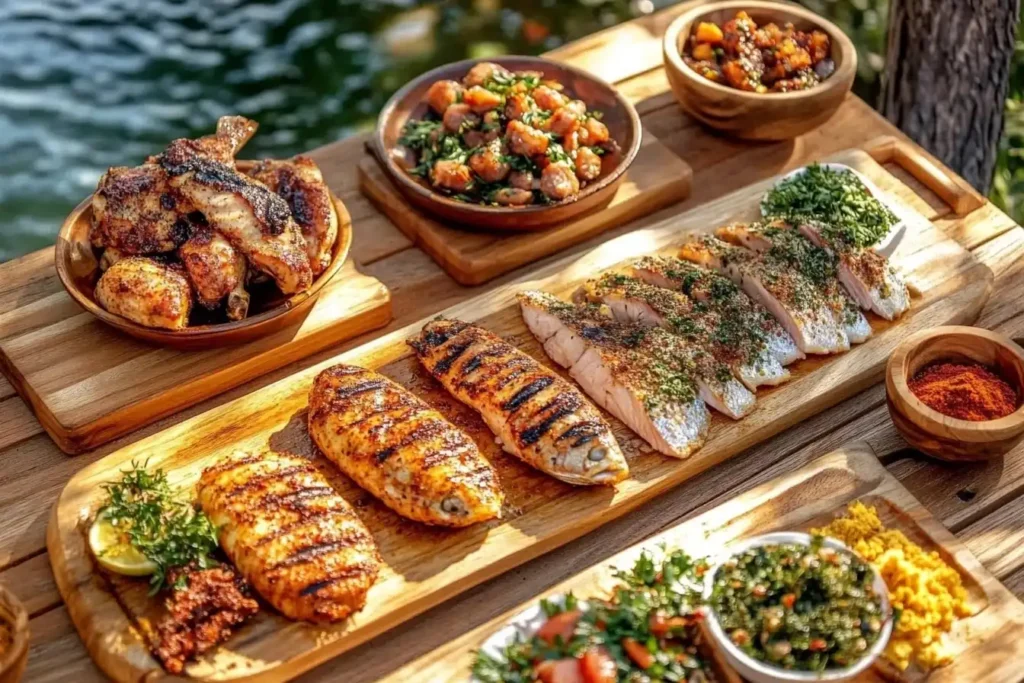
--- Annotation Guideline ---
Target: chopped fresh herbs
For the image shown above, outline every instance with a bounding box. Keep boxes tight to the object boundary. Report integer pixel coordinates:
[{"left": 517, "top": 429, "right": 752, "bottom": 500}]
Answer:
[
  {"left": 761, "top": 164, "right": 898, "bottom": 249},
  {"left": 99, "top": 462, "right": 220, "bottom": 593}
]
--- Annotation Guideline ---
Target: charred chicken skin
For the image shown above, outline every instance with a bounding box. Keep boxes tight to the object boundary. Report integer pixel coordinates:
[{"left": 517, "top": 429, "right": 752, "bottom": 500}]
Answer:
[{"left": 94, "top": 257, "right": 193, "bottom": 330}]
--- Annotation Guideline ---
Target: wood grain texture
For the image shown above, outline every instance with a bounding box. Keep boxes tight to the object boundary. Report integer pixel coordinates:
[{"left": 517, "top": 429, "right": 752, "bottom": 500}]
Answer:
[
  {"left": 384, "top": 444, "right": 1024, "bottom": 682},
  {"left": 46, "top": 151, "right": 991, "bottom": 682},
  {"left": 360, "top": 128, "right": 691, "bottom": 285},
  {"left": 0, "top": 257, "right": 392, "bottom": 454},
  {"left": 0, "top": 584, "right": 28, "bottom": 683}
]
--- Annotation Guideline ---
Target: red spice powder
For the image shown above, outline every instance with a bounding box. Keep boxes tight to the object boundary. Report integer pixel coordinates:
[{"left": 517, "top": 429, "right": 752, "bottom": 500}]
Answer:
[{"left": 908, "top": 361, "right": 1018, "bottom": 421}]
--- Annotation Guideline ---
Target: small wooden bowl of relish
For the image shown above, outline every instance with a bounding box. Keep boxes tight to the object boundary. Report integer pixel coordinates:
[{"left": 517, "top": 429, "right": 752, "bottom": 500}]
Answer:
[{"left": 886, "top": 326, "right": 1024, "bottom": 461}]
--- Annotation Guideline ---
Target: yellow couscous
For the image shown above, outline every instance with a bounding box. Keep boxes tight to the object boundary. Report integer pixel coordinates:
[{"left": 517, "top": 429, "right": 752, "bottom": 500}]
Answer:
[{"left": 812, "top": 501, "right": 972, "bottom": 670}]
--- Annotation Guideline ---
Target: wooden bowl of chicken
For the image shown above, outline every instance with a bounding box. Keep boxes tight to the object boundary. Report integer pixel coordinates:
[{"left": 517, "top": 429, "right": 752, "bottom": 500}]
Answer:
[
  {"left": 371, "top": 56, "right": 642, "bottom": 231},
  {"left": 55, "top": 161, "right": 352, "bottom": 351}
]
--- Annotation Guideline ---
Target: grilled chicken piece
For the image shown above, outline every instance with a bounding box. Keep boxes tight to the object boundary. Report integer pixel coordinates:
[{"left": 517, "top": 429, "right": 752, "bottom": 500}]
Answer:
[
  {"left": 197, "top": 451, "right": 381, "bottom": 623},
  {"left": 179, "top": 226, "right": 250, "bottom": 319},
  {"left": 679, "top": 235, "right": 849, "bottom": 355},
  {"left": 716, "top": 223, "right": 872, "bottom": 344},
  {"left": 626, "top": 256, "right": 803, "bottom": 367},
  {"left": 794, "top": 223, "right": 910, "bottom": 320},
  {"left": 308, "top": 364, "right": 503, "bottom": 527},
  {"left": 246, "top": 156, "right": 338, "bottom": 276},
  {"left": 94, "top": 257, "right": 192, "bottom": 330},
  {"left": 90, "top": 164, "right": 192, "bottom": 254},
  {"left": 99, "top": 247, "right": 126, "bottom": 271},
  {"left": 575, "top": 273, "right": 790, "bottom": 391},
  {"left": 519, "top": 291, "right": 712, "bottom": 458},
  {"left": 408, "top": 319, "right": 628, "bottom": 486}
]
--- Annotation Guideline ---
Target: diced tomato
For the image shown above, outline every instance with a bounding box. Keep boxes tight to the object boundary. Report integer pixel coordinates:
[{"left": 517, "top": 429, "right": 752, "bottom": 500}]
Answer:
[
  {"left": 536, "top": 610, "right": 582, "bottom": 645},
  {"left": 535, "top": 658, "right": 585, "bottom": 683},
  {"left": 782, "top": 593, "right": 796, "bottom": 609},
  {"left": 622, "top": 637, "right": 655, "bottom": 670},
  {"left": 580, "top": 648, "right": 617, "bottom": 683},
  {"left": 809, "top": 638, "right": 828, "bottom": 652},
  {"left": 649, "top": 612, "right": 692, "bottom": 636}
]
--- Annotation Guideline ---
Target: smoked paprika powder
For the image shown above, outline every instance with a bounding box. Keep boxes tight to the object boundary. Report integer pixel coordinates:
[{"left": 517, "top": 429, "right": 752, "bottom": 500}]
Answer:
[{"left": 908, "top": 361, "right": 1019, "bottom": 421}]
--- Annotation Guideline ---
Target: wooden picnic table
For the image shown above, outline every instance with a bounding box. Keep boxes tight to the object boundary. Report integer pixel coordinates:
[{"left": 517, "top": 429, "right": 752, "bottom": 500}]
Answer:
[{"left": 2, "top": 3, "right": 1024, "bottom": 681}]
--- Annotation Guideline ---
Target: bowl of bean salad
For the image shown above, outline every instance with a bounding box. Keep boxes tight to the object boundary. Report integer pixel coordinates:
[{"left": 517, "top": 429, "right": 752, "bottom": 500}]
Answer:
[
  {"left": 371, "top": 56, "right": 642, "bottom": 231},
  {"left": 702, "top": 532, "right": 892, "bottom": 683}
]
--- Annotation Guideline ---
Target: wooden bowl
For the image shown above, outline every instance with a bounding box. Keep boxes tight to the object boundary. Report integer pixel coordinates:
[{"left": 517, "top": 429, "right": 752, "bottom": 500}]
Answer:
[
  {"left": 371, "top": 55, "right": 642, "bottom": 232},
  {"left": 886, "top": 326, "right": 1024, "bottom": 461},
  {"left": 662, "top": 0, "right": 857, "bottom": 141},
  {"left": 0, "top": 585, "right": 28, "bottom": 683},
  {"left": 55, "top": 161, "right": 352, "bottom": 351}
]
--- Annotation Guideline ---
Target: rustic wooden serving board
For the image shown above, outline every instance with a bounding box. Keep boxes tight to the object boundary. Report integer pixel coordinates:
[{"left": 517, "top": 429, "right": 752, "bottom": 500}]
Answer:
[
  {"left": 388, "top": 442, "right": 1024, "bottom": 682},
  {"left": 0, "top": 246, "right": 392, "bottom": 454},
  {"left": 359, "top": 128, "right": 692, "bottom": 285},
  {"left": 48, "top": 149, "right": 992, "bottom": 681}
]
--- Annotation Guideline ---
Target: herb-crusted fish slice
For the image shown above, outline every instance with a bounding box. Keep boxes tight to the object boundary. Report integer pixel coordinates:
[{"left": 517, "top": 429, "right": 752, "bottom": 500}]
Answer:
[
  {"left": 196, "top": 451, "right": 380, "bottom": 623},
  {"left": 308, "top": 364, "right": 504, "bottom": 527},
  {"left": 575, "top": 273, "right": 790, "bottom": 391},
  {"left": 626, "top": 256, "right": 803, "bottom": 367},
  {"left": 408, "top": 318, "right": 628, "bottom": 486},
  {"left": 519, "top": 291, "right": 712, "bottom": 458},
  {"left": 678, "top": 235, "right": 850, "bottom": 355}
]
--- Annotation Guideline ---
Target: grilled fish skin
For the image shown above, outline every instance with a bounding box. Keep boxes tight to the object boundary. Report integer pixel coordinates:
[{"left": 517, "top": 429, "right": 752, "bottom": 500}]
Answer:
[
  {"left": 196, "top": 451, "right": 380, "bottom": 624},
  {"left": 575, "top": 273, "right": 790, "bottom": 391},
  {"left": 308, "top": 364, "right": 503, "bottom": 527},
  {"left": 626, "top": 256, "right": 803, "bottom": 367},
  {"left": 246, "top": 156, "right": 338, "bottom": 276},
  {"left": 408, "top": 318, "right": 628, "bottom": 486},
  {"left": 519, "top": 291, "right": 712, "bottom": 458},
  {"left": 94, "top": 257, "right": 192, "bottom": 330}
]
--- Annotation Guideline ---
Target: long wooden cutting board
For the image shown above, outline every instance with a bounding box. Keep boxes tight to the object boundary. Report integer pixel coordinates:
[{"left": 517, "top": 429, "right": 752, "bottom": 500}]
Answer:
[
  {"left": 387, "top": 442, "right": 1024, "bottom": 682},
  {"left": 48, "top": 149, "right": 992, "bottom": 681}
]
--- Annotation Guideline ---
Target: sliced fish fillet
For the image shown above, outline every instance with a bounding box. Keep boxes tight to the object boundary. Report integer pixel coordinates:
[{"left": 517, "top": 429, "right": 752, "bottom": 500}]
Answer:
[
  {"left": 408, "top": 318, "right": 628, "bottom": 486},
  {"left": 308, "top": 363, "right": 503, "bottom": 527},
  {"left": 678, "top": 235, "right": 850, "bottom": 355},
  {"left": 518, "top": 291, "right": 715, "bottom": 458},
  {"left": 626, "top": 256, "right": 803, "bottom": 367}
]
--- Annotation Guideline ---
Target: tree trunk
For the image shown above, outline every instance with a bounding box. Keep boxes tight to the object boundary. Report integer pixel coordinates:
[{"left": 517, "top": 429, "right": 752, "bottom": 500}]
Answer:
[{"left": 880, "top": 0, "right": 1019, "bottom": 193}]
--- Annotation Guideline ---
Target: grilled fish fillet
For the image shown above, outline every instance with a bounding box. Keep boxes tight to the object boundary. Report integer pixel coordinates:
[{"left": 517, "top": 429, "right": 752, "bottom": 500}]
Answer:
[
  {"left": 94, "top": 257, "right": 192, "bottom": 330},
  {"left": 519, "top": 291, "right": 713, "bottom": 458},
  {"left": 679, "top": 235, "right": 849, "bottom": 355},
  {"left": 246, "top": 156, "right": 338, "bottom": 276},
  {"left": 716, "top": 223, "right": 872, "bottom": 344},
  {"left": 408, "top": 318, "right": 628, "bottom": 486},
  {"left": 179, "top": 226, "right": 250, "bottom": 320},
  {"left": 308, "top": 364, "right": 504, "bottom": 527},
  {"left": 626, "top": 256, "right": 803, "bottom": 367},
  {"left": 196, "top": 451, "right": 380, "bottom": 623},
  {"left": 575, "top": 274, "right": 790, "bottom": 391}
]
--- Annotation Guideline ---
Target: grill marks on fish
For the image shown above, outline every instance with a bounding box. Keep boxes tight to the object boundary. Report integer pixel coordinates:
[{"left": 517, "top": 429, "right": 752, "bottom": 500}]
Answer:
[
  {"left": 308, "top": 364, "right": 503, "bottom": 527},
  {"left": 409, "top": 319, "right": 628, "bottom": 486},
  {"left": 196, "top": 451, "right": 380, "bottom": 623}
]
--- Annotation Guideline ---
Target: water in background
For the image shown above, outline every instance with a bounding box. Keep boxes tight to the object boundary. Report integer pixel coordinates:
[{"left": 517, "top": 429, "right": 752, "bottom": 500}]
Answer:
[{"left": 0, "top": 0, "right": 682, "bottom": 262}]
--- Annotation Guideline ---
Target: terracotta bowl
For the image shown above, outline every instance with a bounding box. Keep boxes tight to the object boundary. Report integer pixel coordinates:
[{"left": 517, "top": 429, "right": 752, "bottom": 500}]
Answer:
[
  {"left": 662, "top": 0, "right": 857, "bottom": 141},
  {"left": 371, "top": 55, "right": 642, "bottom": 232},
  {"left": 886, "top": 326, "right": 1024, "bottom": 461},
  {"left": 55, "top": 161, "right": 352, "bottom": 351},
  {"left": 0, "top": 585, "right": 28, "bottom": 683}
]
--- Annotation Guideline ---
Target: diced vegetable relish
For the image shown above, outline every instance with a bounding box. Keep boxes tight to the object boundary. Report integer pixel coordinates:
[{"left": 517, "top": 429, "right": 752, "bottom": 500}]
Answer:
[
  {"left": 709, "top": 536, "right": 886, "bottom": 672},
  {"left": 472, "top": 550, "right": 718, "bottom": 683}
]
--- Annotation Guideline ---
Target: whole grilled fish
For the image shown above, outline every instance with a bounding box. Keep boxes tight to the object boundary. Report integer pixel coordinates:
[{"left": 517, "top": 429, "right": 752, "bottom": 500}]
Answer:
[
  {"left": 408, "top": 318, "right": 628, "bottom": 486},
  {"left": 308, "top": 364, "right": 504, "bottom": 527},
  {"left": 196, "top": 451, "right": 380, "bottom": 623}
]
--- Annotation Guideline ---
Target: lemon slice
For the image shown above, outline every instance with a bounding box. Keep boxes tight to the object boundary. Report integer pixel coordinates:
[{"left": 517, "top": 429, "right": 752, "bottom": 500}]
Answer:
[{"left": 88, "top": 512, "right": 157, "bottom": 577}]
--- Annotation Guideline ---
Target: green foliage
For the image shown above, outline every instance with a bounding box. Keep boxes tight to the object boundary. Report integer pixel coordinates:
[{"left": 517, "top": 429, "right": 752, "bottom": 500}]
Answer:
[{"left": 990, "top": 13, "right": 1024, "bottom": 224}]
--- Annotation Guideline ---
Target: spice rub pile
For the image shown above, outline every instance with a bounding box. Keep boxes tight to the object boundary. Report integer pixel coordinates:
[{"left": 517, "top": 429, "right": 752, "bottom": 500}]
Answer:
[
  {"left": 909, "top": 360, "right": 1019, "bottom": 421},
  {"left": 813, "top": 501, "right": 972, "bottom": 670},
  {"left": 683, "top": 11, "right": 835, "bottom": 93},
  {"left": 400, "top": 62, "right": 616, "bottom": 205}
]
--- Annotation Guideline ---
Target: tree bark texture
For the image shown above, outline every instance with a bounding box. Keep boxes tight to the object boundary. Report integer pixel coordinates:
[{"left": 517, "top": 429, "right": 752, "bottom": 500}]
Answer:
[{"left": 880, "top": 0, "right": 1019, "bottom": 193}]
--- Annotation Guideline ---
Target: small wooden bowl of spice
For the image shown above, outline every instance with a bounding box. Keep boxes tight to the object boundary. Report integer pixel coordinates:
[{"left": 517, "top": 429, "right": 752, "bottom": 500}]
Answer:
[
  {"left": 886, "top": 326, "right": 1024, "bottom": 461},
  {"left": 0, "top": 584, "right": 28, "bottom": 683}
]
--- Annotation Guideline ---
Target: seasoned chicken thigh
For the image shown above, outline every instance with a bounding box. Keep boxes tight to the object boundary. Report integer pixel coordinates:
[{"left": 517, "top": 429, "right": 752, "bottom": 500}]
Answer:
[
  {"left": 246, "top": 156, "right": 338, "bottom": 275},
  {"left": 179, "top": 227, "right": 250, "bottom": 320},
  {"left": 94, "top": 257, "right": 192, "bottom": 330}
]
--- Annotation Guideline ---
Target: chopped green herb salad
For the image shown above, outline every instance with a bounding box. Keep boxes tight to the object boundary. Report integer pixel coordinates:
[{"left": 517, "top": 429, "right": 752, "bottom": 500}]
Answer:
[
  {"left": 471, "top": 549, "right": 717, "bottom": 683},
  {"left": 709, "top": 537, "right": 886, "bottom": 672},
  {"left": 400, "top": 61, "right": 616, "bottom": 206},
  {"left": 761, "top": 164, "right": 898, "bottom": 249}
]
